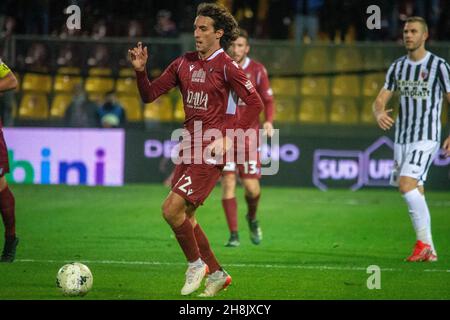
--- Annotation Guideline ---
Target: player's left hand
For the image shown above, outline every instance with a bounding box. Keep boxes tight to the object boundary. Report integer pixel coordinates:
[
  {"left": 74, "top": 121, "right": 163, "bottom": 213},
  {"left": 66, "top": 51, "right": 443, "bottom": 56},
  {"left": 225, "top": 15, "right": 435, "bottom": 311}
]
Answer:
[
  {"left": 442, "top": 136, "right": 450, "bottom": 158},
  {"left": 263, "top": 121, "right": 274, "bottom": 137}
]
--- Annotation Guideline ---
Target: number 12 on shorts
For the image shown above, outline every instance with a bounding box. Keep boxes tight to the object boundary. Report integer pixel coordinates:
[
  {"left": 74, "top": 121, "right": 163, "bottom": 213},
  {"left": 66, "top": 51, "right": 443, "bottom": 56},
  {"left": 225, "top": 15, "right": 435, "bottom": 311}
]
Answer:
[{"left": 177, "top": 174, "right": 193, "bottom": 195}]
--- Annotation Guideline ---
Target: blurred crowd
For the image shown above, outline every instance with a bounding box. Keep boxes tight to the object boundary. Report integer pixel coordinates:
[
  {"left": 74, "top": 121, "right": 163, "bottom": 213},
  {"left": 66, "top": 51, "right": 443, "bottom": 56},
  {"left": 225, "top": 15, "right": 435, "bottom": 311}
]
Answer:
[{"left": 1, "top": 0, "right": 449, "bottom": 43}]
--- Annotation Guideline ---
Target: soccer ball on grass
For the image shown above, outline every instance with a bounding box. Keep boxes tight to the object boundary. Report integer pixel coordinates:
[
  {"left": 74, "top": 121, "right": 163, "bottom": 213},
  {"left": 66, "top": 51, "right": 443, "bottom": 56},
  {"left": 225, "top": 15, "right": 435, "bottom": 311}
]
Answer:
[{"left": 56, "top": 262, "right": 93, "bottom": 296}]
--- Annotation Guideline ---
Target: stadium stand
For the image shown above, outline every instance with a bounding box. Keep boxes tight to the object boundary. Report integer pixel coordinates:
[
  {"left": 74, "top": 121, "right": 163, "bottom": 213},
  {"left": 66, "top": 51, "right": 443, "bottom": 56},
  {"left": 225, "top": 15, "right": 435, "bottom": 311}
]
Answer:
[
  {"left": 298, "top": 97, "right": 328, "bottom": 124},
  {"left": 18, "top": 93, "right": 49, "bottom": 119}
]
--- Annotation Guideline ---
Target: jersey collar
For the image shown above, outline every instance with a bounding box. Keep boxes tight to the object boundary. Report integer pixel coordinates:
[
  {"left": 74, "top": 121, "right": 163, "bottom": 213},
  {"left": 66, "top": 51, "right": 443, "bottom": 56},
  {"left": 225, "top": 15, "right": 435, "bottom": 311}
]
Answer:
[
  {"left": 202, "top": 48, "right": 224, "bottom": 61},
  {"left": 241, "top": 57, "right": 251, "bottom": 70},
  {"left": 406, "top": 51, "right": 430, "bottom": 65}
]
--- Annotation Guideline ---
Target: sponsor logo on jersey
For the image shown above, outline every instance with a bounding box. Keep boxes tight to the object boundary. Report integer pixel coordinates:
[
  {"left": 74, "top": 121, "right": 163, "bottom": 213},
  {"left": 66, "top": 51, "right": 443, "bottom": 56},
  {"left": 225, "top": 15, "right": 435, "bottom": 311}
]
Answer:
[
  {"left": 245, "top": 80, "right": 254, "bottom": 91},
  {"left": 191, "top": 68, "right": 206, "bottom": 83},
  {"left": 189, "top": 65, "right": 195, "bottom": 72},
  {"left": 397, "top": 80, "right": 430, "bottom": 98},
  {"left": 186, "top": 90, "right": 208, "bottom": 110}
]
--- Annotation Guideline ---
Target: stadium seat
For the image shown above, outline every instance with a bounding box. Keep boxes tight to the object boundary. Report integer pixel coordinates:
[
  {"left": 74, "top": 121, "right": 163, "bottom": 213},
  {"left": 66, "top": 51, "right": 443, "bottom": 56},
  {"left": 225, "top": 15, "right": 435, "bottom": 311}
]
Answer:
[
  {"left": 119, "top": 68, "right": 136, "bottom": 77},
  {"left": 271, "top": 78, "right": 298, "bottom": 96},
  {"left": 362, "top": 73, "right": 385, "bottom": 97},
  {"left": 273, "top": 97, "right": 297, "bottom": 123},
  {"left": 53, "top": 74, "right": 82, "bottom": 92},
  {"left": 301, "top": 47, "right": 330, "bottom": 73},
  {"left": 363, "top": 48, "right": 384, "bottom": 70},
  {"left": 88, "top": 67, "right": 112, "bottom": 76},
  {"left": 85, "top": 77, "right": 115, "bottom": 94},
  {"left": 298, "top": 98, "right": 328, "bottom": 123},
  {"left": 361, "top": 97, "right": 378, "bottom": 125},
  {"left": 57, "top": 67, "right": 81, "bottom": 75},
  {"left": 18, "top": 93, "right": 49, "bottom": 119},
  {"left": 88, "top": 93, "right": 105, "bottom": 104},
  {"left": 330, "top": 98, "right": 359, "bottom": 124},
  {"left": 334, "top": 47, "right": 363, "bottom": 72},
  {"left": 50, "top": 93, "right": 72, "bottom": 118},
  {"left": 116, "top": 94, "right": 143, "bottom": 121},
  {"left": 21, "top": 73, "right": 52, "bottom": 93},
  {"left": 115, "top": 77, "right": 139, "bottom": 95},
  {"left": 299, "top": 76, "right": 330, "bottom": 96},
  {"left": 331, "top": 75, "right": 361, "bottom": 97},
  {"left": 144, "top": 95, "right": 173, "bottom": 122}
]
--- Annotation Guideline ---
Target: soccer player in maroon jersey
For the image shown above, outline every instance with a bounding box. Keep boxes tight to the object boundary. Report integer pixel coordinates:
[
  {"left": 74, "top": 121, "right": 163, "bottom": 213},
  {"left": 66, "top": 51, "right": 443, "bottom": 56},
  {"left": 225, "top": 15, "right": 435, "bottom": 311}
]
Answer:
[
  {"left": 128, "top": 3, "right": 263, "bottom": 297},
  {"left": 221, "top": 29, "right": 275, "bottom": 247},
  {"left": 0, "top": 58, "right": 19, "bottom": 262}
]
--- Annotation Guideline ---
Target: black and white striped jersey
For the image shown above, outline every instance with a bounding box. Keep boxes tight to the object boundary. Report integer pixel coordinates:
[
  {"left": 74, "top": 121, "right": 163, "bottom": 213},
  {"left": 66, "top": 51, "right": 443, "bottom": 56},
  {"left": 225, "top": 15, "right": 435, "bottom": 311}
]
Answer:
[{"left": 384, "top": 51, "right": 450, "bottom": 144}]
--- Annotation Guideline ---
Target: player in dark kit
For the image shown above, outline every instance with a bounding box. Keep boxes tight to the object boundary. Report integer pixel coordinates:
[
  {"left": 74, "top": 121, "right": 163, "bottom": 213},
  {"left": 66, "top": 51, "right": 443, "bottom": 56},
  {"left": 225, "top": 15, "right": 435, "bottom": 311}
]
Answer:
[
  {"left": 221, "top": 29, "right": 275, "bottom": 247},
  {"left": 0, "top": 58, "right": 19, "bottom": 262},
  {"left": 129, "top": 3, "right": 263, "bottom": 297}
]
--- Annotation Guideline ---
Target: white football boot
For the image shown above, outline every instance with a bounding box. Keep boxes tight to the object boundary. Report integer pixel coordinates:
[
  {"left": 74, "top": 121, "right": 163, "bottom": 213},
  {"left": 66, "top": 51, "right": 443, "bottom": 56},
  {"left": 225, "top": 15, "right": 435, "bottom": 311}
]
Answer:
[
  {"left": 199, "top": 269, "right": 232, "bottom": 297},
  {"left": 180, "top": 259, "right": 209, "bottom": 295}
]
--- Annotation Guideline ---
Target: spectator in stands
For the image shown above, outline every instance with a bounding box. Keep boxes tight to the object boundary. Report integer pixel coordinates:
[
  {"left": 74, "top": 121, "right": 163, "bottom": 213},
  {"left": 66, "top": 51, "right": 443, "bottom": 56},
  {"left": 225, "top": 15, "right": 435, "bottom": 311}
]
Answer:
[
  {"left": 24, "top": 42, "right": 49, "bottom": 72},
  {"left": 97, "top": 91, "right": 126, "bottom": 128},
  {"left": 153, "top": 9, "right": 178, "bottom": 38},
  {"left": 127, "top": 20, "right": 144, "bottom": 38},
  {"left": 91, "top": 19, "right": 108, "bottom": 40},
  {"left": 64, "top": 84, "right": 100, "bottom": 128},
  {"left": 293, "top": 0, "right": 324, "bottom": 43},
  {"left": 87, "top": 44, "right": 110, "bottom": 68}
]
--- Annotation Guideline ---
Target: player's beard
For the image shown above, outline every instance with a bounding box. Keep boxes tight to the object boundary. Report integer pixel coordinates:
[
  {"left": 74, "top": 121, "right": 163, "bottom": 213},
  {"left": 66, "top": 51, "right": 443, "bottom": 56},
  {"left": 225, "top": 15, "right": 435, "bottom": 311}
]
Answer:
[{"left": 405, "top": 41, "right": 422, "bottom": 53}]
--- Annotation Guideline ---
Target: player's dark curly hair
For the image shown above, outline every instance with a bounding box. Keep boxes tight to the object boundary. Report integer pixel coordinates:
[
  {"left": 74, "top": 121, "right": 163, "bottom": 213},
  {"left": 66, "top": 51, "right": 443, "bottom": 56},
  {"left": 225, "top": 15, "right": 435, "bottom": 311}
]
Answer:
[{"left": 196, "top": 2, "right": 239, "bottom": 50}]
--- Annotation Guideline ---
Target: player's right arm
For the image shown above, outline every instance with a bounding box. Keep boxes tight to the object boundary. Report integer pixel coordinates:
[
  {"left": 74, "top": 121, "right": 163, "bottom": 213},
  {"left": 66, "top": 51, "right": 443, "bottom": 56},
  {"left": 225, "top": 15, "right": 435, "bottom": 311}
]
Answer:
[
  {"left": 373, "top": 88, "right": 394, "bottom": 131},
  {"left": 373, "top": 61, "right": 397, "bottom": 131},
  {"left": 128, "top": 42, "right": 178, "bottom": 103},
  {"left": 0, "top": 60, "right": 18, "bottom": 92}
]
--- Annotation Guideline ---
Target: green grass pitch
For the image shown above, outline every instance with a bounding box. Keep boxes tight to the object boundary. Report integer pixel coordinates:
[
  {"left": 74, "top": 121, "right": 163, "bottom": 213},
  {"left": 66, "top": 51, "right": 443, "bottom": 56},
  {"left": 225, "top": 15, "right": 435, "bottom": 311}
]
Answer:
[{"left": 0, "top": 184, "right": 449, "bottom": 300}]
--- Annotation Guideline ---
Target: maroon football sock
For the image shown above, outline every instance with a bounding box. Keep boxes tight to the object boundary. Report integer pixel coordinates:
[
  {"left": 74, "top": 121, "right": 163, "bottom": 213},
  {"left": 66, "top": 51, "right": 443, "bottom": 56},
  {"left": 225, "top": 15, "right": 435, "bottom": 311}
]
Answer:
[
  {"left": 171, "top": 218, "right": 200, "bottom": 263},
  {"left": 194, "top": 224, "right": 221, "bottom": 273},
  {"left": 245, "top": 194, "right": 260, "bottom": 221},
  {"left": 222, "top": 198, "right": 238, "bottom": 233},
  {"left": 0, "top": 187, "right": 16, "bottom": 240}
]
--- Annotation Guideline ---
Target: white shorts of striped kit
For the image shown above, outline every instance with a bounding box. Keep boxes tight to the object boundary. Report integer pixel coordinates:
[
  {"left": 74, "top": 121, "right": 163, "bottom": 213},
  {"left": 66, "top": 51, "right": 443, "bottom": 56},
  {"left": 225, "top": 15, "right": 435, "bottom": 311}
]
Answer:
[{"left": 390, "top": 140, "right": 440, "bottom": 187}]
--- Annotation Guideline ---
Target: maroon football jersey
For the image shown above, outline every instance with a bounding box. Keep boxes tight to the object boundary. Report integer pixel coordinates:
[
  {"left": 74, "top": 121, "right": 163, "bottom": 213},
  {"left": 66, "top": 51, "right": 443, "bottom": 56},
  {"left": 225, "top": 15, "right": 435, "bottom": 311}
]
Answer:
[
  {"left": 136, "top": 48, "right": 263, "bottom": 136},
  {"left": 236, "top": 57, "right": 275, "bottom": 131}
]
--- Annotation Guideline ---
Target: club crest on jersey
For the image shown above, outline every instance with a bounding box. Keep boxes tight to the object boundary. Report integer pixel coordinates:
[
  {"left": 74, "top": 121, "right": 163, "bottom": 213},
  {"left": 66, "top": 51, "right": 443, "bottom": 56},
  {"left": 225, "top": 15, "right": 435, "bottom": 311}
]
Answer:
[
  {"left": 191, "top": 68, "right": 206, "bottom": 83},
  {"left": 420, "top": 68, "right": 429, "bottom": 80}
]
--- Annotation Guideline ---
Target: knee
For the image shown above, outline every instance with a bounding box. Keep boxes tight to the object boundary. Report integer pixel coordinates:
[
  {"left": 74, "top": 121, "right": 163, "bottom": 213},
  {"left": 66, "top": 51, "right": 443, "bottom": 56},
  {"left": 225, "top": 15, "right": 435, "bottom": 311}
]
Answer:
[
  {"left": 161, "top": 200, "right": 179, "bottom": 224},
  {"left": 245, "top": 185, "right": 260, "bottom": 199},
  {"left": 398, "top": 178, "right": 417, "bottom": 194}
]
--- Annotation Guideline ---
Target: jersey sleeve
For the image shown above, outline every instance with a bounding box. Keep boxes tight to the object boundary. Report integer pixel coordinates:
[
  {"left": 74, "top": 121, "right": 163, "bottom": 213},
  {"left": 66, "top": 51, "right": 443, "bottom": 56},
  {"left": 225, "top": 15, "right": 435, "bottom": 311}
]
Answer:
[
  {"left": 225, "top": 60, "right": 263, "bottom": 129},
  {"left": 255, "top": 65, "right": 275, "bottom": 123},
  {"left": 135, "top": 57, "right": 180, "bottom": 103},
  {"left": 437, "top": 60, "right": 450, "bottom": 93},
  {"left": 383, "top": 61, "right": 397, "bottom": 92},
  {"left": 0, "top": 60, "right": 12, "bottom": 79}
]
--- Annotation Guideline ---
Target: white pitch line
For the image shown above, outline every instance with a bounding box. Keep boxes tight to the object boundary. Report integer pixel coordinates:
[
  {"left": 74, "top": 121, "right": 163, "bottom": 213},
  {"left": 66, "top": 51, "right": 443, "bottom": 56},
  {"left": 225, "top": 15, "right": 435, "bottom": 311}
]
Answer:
[{"left": 15, "top": 259, "right": 450, "bottom": 273}]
